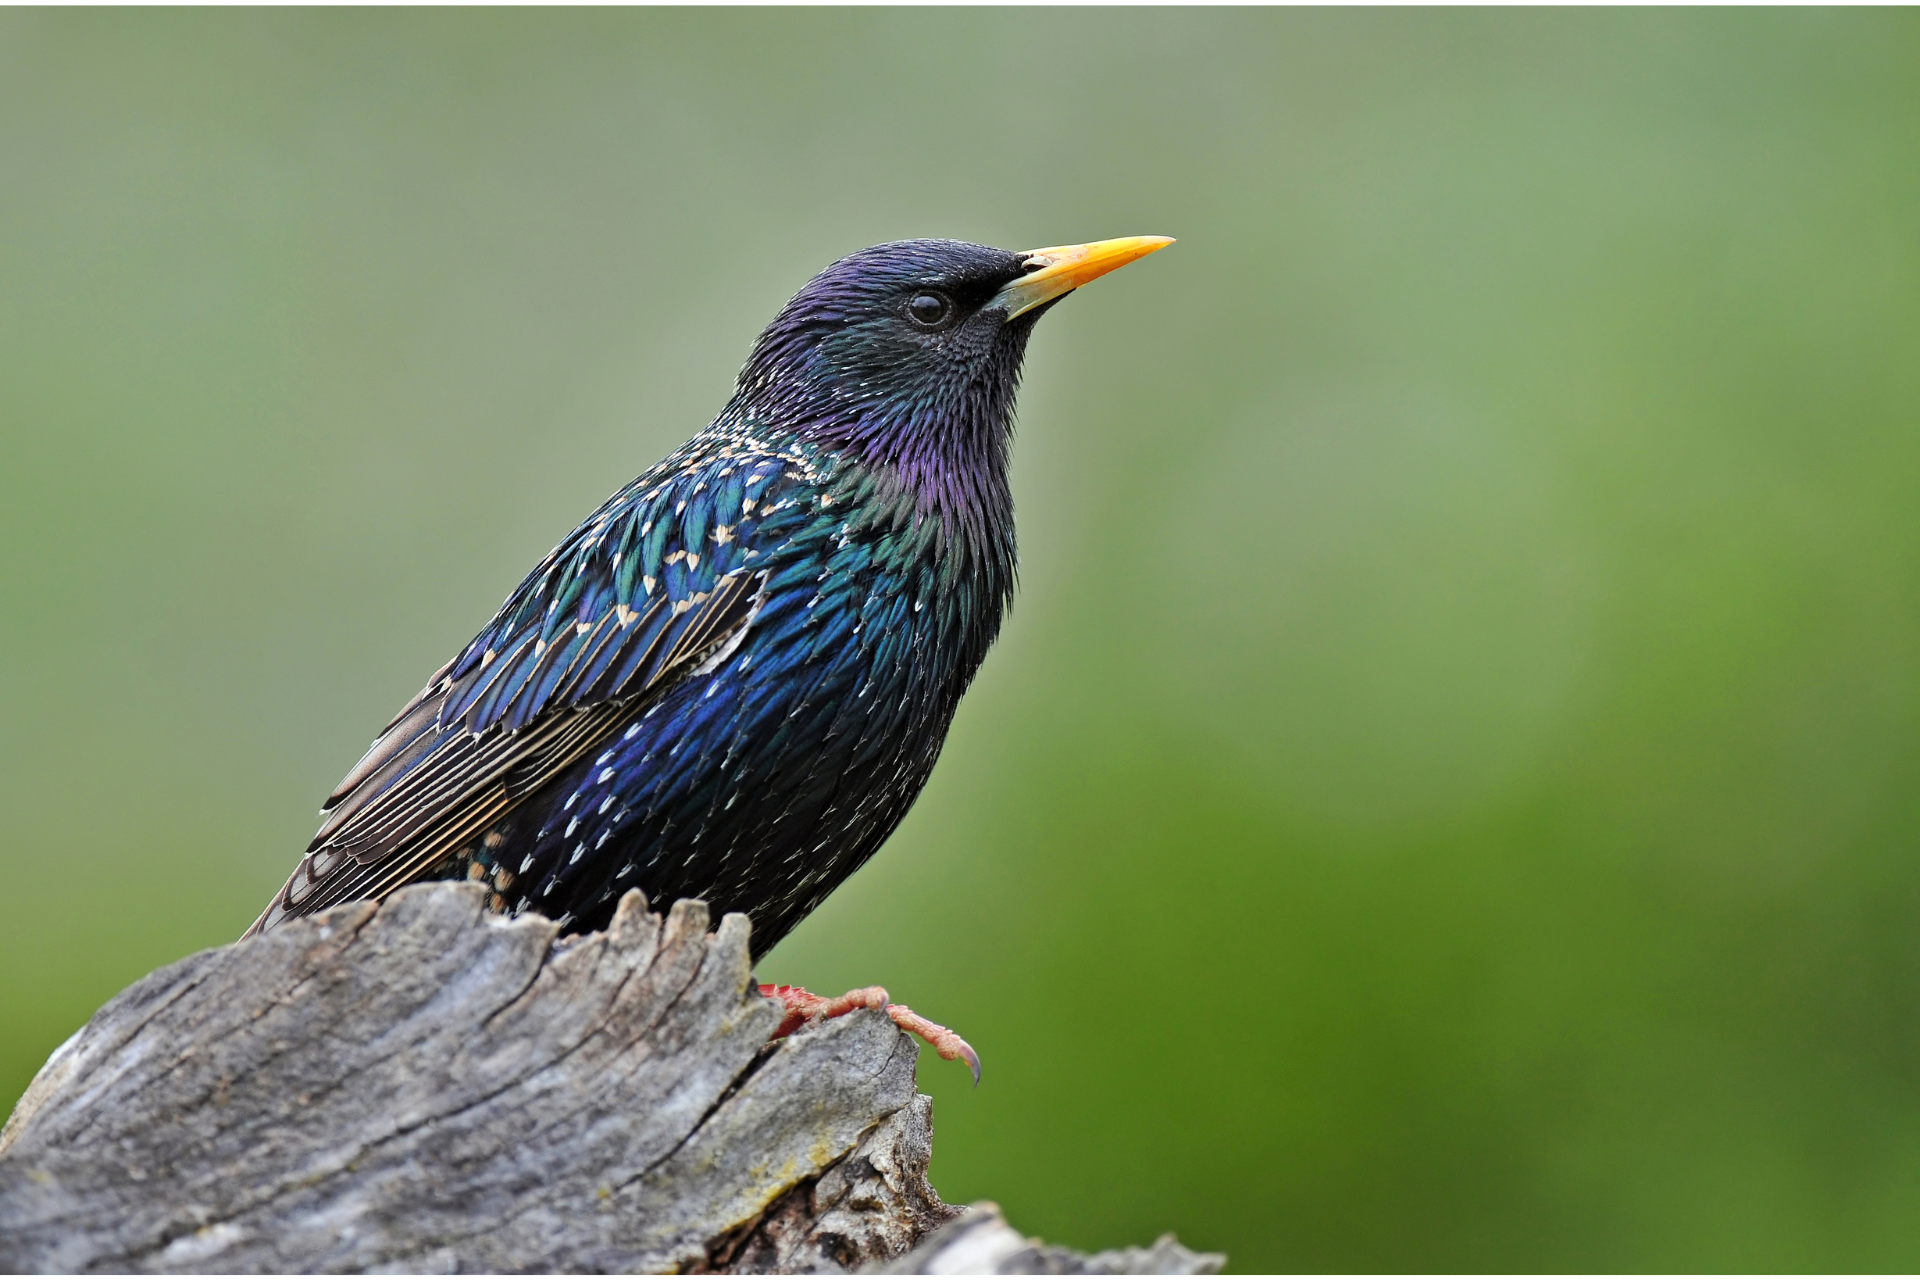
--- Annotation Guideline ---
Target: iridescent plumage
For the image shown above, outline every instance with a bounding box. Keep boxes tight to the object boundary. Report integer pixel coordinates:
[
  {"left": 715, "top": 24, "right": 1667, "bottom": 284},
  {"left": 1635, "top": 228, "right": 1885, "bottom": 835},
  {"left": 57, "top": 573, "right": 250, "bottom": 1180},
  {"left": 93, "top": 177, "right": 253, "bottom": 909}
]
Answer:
[{"left": 250, "top": 236, "right": 1166, "bottom": 958}]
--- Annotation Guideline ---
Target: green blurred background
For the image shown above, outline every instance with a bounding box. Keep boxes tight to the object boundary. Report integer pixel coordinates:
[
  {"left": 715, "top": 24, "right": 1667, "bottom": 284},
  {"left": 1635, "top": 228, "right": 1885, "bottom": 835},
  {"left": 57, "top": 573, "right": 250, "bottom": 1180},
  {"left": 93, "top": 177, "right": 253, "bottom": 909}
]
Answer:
[{"left": 5, "top": 8, "right": 1920, "bottom": 1270}]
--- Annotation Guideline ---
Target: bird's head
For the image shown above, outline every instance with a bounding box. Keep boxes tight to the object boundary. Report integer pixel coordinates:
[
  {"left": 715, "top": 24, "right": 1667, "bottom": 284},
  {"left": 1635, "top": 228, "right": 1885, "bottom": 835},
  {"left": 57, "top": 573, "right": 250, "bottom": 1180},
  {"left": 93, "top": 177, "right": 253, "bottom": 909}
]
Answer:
[{"left": 730, "top": 236, "right": 1171, "bottom": 523}]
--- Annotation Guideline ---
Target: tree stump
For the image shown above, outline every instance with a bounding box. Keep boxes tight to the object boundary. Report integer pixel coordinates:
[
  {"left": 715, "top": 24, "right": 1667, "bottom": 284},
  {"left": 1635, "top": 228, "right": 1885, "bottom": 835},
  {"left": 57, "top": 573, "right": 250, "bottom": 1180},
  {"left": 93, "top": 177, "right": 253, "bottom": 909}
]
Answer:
[{"left": 0, "top": 882, "right": 1220, "bottom": 1274}]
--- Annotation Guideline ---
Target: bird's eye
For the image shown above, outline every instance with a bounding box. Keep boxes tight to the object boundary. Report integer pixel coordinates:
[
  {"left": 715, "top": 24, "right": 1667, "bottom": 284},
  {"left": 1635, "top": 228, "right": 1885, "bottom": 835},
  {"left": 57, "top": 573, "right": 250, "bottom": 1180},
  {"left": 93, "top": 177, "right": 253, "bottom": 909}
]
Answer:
[{"left": 906, "top": 291, "right": 952, "bottom": 328}]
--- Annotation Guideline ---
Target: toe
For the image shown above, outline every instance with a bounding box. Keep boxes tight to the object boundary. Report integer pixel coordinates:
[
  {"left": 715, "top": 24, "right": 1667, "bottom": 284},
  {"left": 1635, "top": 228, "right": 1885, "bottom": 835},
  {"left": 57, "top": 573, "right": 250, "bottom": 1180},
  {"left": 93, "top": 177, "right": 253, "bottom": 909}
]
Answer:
[
  {"left": 818, "top": 985, "right": 890, "bottom": 1019},
  {"left": 886, "top": 1003, "right": 982, "bottom": 1086}
]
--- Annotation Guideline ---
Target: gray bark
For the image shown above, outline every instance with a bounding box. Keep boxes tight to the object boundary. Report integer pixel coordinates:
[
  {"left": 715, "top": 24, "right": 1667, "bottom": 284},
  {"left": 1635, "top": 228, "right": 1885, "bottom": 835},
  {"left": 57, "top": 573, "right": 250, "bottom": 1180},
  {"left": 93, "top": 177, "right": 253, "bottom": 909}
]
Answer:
[
  {"left": 877, "top": 1206, "right": 1223, "bottom": 1276},
  {"left": 0, "top": 882, "right": 1219, "bottom": 1275}
]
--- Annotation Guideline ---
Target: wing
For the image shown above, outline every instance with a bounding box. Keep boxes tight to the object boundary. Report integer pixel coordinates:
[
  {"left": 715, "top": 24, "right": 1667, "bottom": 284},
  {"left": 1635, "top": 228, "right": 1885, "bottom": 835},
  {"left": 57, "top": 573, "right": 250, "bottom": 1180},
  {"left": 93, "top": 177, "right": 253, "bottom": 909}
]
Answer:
[{"left": 245, "top": 444, "right": 821, "bottom": 936}]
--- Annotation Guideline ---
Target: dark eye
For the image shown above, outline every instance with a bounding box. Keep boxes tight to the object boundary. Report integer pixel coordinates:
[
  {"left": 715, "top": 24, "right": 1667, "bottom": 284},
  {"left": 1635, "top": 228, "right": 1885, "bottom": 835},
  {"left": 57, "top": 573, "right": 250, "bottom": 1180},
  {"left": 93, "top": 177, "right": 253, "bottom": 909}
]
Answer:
[{"left": 906, "top": 291, "right": 952, "bottom": 328}]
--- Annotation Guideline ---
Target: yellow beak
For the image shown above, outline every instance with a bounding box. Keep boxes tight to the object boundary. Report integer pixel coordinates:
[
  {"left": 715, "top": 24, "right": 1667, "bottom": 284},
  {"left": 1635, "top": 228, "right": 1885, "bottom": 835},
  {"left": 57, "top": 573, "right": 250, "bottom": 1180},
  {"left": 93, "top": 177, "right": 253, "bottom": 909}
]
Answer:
[{"left": 990, "top": 235, "right": 1175, "bottom": 319}]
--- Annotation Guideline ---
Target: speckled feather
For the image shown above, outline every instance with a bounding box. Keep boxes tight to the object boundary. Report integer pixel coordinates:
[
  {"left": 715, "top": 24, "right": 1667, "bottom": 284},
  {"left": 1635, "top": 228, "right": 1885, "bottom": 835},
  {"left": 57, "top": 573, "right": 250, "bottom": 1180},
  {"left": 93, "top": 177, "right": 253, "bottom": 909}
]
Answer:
[{"left": 250, "top": 240, "right": 1042, "bottom": 958}]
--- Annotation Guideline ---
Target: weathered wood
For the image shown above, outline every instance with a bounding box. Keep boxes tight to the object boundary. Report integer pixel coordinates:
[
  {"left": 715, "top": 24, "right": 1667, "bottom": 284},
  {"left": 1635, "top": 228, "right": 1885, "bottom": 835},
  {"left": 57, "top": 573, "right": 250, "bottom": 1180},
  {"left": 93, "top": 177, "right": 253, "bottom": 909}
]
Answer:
[
  {"left": 877, "top": 1205, "right": 1223, "bottom": 1276},
  {"left": 0, "top": 881, "right": 1219, "bottom": 1274}
]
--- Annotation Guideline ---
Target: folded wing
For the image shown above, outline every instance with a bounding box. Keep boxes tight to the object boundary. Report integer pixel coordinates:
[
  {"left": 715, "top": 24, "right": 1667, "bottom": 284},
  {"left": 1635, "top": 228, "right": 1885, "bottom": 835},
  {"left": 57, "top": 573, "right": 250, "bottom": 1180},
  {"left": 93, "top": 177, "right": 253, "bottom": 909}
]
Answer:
[{"left": 246, "top": 450, "right": 810, "bottom": 936}]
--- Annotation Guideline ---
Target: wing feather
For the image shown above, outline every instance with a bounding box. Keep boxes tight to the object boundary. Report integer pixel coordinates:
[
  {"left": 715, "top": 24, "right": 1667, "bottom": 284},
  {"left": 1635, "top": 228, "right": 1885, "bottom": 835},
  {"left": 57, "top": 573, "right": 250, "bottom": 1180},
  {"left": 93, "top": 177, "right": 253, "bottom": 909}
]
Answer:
[{"left": 245, "top": 446, "right": 820, "bottom": 938}]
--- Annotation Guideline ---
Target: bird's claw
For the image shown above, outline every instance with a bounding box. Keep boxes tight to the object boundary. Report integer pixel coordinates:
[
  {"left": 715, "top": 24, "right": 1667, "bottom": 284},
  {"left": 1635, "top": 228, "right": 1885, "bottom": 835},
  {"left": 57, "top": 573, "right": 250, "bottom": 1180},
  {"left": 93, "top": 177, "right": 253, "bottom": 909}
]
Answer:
[
  {"left": 882, "top": 1001, "right": 982, "bottom": 1086},
  {"left": 759, "top": 982, "right": 981, "bottom": 1085}
]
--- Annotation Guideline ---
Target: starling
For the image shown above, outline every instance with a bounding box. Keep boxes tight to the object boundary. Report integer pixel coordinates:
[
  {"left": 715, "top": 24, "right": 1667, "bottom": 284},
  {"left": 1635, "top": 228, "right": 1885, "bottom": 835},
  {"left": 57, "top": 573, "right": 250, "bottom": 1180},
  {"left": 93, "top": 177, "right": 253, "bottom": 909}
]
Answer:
[{"left": 248, "top": 235, "right": 1173, "bottom": 1074}]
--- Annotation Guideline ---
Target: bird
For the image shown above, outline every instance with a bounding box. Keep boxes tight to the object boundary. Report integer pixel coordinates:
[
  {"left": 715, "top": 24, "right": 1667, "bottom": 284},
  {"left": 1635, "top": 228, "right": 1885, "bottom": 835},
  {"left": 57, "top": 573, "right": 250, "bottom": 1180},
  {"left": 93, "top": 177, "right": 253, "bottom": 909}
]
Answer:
[{"left": 246, "top": 234, "right": 1173, "bottom": 1079}]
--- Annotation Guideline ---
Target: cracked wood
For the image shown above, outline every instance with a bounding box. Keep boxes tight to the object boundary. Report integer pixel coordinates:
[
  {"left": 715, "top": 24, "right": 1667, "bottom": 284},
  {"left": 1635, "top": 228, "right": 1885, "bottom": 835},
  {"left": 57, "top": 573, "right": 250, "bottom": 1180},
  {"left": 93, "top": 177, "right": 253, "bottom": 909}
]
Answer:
[{"left": 0, "top": 882, "right": 935, "bottom": 1273}]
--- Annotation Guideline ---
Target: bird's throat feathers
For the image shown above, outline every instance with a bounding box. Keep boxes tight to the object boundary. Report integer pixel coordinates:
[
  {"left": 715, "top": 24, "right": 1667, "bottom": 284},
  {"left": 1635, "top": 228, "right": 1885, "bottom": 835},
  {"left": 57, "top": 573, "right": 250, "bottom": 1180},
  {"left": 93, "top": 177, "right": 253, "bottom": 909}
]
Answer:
[{"left": 728, "top": 307, "right": 1033, "bottom": 601}]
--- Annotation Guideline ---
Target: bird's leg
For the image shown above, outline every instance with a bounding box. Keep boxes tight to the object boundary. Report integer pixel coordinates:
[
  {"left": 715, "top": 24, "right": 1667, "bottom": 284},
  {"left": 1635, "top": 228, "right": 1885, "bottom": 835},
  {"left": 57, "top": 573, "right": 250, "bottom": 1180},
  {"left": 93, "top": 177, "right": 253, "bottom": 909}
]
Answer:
[{"left": 758, "top": 983, "right": 981, "bottom": 1084}]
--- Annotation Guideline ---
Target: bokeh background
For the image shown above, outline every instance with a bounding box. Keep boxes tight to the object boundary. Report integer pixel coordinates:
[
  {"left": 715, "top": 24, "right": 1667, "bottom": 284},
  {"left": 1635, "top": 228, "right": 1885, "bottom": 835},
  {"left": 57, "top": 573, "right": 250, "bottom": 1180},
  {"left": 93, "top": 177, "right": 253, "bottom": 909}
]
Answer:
[{"left": 5, "top": 8, "right": 1920, "bottom": 1270}]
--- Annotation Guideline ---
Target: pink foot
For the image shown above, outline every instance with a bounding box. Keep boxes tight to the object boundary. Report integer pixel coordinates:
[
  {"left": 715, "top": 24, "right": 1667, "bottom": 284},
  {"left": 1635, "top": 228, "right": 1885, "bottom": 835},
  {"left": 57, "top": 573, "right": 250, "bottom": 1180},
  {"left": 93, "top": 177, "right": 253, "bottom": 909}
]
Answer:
[{"left": 759, "top": 983, "right": 981, "bottom": 1085}]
